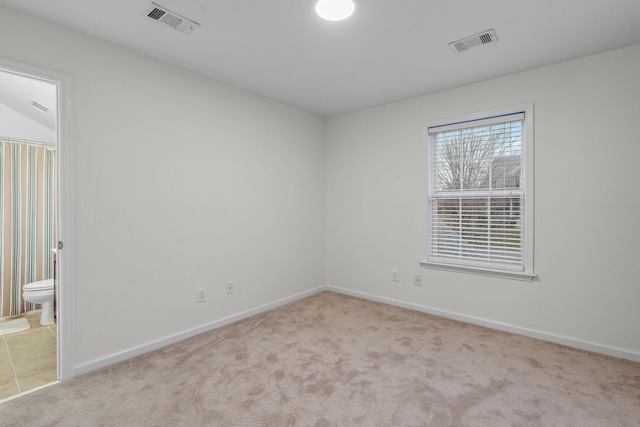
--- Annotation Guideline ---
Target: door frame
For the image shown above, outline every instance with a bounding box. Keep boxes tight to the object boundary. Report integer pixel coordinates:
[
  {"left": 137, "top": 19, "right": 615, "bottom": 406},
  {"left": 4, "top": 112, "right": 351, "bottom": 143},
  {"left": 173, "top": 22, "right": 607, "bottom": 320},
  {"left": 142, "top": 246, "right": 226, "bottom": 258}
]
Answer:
[{"left": 0, "top": 57, "right": 74, "bottom": 381}]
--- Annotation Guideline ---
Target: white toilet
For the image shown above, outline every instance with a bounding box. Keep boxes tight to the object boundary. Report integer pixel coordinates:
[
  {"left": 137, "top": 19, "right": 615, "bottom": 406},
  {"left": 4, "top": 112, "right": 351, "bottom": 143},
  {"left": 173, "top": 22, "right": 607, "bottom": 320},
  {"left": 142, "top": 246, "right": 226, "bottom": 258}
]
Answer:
[{"left": 22, "top": 279, "right": 55, "bottom": 326}]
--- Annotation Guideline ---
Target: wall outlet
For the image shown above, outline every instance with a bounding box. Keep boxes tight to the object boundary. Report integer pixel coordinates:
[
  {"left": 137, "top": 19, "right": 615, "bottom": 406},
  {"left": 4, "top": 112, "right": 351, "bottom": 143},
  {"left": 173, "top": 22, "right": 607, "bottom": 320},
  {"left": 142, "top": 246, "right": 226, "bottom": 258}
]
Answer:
[
  {"left": 413, "top": 274, "right": 422, "bottom": 287},
  {"left": 391, "top": 270, "right": 399, "bottom": 282},
  {"left": 226, "top": 282, "right": 234, "bottom": 295},
  {"left": 197, "top": 287, "right": 206, "bottom": 303}
]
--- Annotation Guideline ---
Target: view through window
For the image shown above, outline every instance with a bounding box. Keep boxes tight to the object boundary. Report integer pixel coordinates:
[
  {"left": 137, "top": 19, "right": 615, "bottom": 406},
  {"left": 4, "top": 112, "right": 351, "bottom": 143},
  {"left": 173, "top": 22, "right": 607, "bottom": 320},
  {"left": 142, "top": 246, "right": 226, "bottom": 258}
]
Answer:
[{"left": 422, "top": 105, "right": 534, "bottom": 280}]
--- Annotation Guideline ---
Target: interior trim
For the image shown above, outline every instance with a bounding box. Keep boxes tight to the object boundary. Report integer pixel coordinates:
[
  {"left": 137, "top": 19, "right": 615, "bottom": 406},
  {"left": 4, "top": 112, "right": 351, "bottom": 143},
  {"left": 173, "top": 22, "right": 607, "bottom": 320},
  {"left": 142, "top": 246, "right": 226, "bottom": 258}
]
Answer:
[
  {"left": 0, "top": 56, "right": 74, "bottom": 381},
  {"left": 73, "top": 286, "right": 326, "bottom": 377},
  {"left": 326, "top": 285, "right": 640, "bottom": 363},
  {"left": 74, "top": 283, "right": 640, "bottom": 377}
]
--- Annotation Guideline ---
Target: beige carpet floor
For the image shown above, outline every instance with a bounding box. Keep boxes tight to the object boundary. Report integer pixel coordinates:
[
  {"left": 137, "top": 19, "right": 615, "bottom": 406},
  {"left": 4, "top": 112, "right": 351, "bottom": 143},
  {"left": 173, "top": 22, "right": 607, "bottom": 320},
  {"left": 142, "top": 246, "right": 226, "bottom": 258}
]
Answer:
[{"left": 1, "top": 291, "right": 639, "bottom": 426}]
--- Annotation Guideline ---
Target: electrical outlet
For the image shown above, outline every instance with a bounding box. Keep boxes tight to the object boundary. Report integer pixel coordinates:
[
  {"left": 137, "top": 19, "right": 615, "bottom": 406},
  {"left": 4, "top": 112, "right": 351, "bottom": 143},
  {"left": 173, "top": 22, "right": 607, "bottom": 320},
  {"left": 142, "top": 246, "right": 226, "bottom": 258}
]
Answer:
[
  {"left": 197, "top": 287, "right": 206, "bottom": 303},
  {"left": 392, "top": 270, "right": 399, "bottom": 282},
  {"left": 413, "top": 274, "right": 422, "bottom": 287},
  {"left": 226, "top": 282, "right": 234, "bottom": 295}
]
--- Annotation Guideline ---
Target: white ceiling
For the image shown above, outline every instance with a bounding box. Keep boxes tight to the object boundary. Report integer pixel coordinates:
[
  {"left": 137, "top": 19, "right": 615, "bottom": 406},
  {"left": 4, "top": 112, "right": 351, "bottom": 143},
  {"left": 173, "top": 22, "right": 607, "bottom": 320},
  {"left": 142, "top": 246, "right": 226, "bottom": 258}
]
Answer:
[
  {"left": 0, "top": 69, "right": 57, "bottom": 144},
  {"left": 1, "top": 0, "right": 639, "bottom": 117},
  {"left": 0, "top": 70, "right": 57, "bottom": 131}
]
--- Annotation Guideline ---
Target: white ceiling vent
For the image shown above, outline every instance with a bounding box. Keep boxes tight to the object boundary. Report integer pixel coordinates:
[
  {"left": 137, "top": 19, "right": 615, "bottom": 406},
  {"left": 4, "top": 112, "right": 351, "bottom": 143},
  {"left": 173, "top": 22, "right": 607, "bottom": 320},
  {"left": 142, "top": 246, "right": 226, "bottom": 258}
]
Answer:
[
  {"left": 146, "top": 2, "right": 200, "bottom": 34},
  {"left": 449, "top": 29, "right": 498, "bottom": 53},
  {"left": 30, "top": 98, "right": 51, "bottom": 113}
]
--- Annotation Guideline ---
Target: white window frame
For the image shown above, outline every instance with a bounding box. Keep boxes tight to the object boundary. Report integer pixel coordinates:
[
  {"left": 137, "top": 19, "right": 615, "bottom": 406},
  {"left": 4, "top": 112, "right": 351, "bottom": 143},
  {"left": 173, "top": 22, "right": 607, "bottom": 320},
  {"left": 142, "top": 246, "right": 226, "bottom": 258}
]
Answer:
[{"left": 421, "top": 103, "right": 535, "bottom": 281}]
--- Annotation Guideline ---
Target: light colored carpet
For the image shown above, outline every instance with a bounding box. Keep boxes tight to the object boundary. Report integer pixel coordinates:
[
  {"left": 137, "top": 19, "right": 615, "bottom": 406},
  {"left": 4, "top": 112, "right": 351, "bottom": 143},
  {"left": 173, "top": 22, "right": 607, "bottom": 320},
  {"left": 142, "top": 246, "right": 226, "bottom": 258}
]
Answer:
[{"left": 1, "top": 291, "right": 638, "bottom": 426}]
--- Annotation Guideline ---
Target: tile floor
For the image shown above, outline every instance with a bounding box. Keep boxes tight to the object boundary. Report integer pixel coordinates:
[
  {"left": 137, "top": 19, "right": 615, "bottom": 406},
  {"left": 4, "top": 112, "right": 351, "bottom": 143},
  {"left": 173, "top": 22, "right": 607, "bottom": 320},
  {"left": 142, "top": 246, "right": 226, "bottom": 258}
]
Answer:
[{"left": 0, "top": 311, "right": 57, "bottom": 400}]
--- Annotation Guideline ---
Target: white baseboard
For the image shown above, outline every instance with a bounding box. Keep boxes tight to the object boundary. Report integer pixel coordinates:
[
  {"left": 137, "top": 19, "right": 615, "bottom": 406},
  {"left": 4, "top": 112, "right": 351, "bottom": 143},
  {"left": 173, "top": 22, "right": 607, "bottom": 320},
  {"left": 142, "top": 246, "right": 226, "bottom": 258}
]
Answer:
[
  {"left": 73, "top": 283, "right": 639, "bottom": 377},
  {"left": 325, "top": 285, "right": 640, "bottom": 363},
  {"left": 73, "top": 286, "right": 325, "bottom": 377}
]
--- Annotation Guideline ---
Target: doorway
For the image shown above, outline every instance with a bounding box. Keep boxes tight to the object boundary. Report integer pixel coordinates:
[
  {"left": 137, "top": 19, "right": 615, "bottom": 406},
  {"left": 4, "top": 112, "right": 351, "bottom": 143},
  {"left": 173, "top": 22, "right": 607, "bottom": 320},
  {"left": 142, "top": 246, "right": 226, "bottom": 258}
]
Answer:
[{"left": 0, "top": 57, "right": 72, "bottom": 400}]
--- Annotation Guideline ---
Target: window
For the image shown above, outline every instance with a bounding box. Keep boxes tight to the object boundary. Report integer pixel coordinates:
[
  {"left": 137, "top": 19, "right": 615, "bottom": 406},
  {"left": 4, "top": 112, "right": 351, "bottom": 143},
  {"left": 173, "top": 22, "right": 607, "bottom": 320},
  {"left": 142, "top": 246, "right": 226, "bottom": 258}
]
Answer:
[{"left": 421, "top": 104, "right": 535, "bottom": 280}]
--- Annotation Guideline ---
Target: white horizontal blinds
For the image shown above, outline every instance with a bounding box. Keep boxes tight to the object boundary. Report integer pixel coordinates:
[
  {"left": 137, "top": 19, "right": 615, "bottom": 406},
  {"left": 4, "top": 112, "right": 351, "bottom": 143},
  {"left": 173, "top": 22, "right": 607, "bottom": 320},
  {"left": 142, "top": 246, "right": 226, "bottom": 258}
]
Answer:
[
  {"left": 428, "top": 113, "right": 525, "bottom": 271},
  {"left": 430, "top": 196, "right": 523, "bottom": 270},
  {"left": 428, "top": 113, "right": 524, "bottom": 134}
]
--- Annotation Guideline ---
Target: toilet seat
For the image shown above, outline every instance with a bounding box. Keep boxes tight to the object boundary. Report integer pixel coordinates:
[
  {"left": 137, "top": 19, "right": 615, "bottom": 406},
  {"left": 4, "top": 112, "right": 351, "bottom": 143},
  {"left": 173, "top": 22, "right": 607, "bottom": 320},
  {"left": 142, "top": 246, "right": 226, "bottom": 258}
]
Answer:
[
  {"left": 23, "top": 279, "right": 54, "bottom": 291},
  {"left": 22, "top": 279, "right": 55, "bottom": 326}
]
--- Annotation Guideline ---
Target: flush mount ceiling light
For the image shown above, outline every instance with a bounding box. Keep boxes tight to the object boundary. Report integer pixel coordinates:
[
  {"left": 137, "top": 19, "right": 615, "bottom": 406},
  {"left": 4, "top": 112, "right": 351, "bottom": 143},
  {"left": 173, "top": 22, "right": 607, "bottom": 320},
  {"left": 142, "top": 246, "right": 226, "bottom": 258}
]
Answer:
[{"left": 315, "top": 0, "right": 355, "bottom": 21}]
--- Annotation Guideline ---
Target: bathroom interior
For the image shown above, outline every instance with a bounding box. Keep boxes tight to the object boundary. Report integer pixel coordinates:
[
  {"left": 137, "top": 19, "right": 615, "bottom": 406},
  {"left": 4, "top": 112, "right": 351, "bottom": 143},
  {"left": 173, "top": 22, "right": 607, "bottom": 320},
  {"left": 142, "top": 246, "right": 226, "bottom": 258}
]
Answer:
[{"left": 0, "top": 69, "right": 58, "bottom": 401}]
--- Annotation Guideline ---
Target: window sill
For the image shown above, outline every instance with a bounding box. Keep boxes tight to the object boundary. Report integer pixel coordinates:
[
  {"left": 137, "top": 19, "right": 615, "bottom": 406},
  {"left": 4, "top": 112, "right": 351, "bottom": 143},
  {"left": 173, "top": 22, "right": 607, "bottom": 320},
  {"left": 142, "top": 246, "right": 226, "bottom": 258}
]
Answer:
[{"left": 419, "top": 261, "right": 537, "bottom": 282}]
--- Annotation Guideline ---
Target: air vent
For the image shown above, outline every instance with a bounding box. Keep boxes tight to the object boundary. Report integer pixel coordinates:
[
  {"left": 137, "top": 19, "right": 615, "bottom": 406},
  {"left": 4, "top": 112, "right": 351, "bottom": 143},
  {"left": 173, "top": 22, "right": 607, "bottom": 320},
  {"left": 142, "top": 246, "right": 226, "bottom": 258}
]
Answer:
[
  {"left": 30, "top": 99, "right": 51, "bottom": 113},
  {"left": 449, "top": 29, "right": 498, "bottom": 53},
  {"left": 146, "top": 2, "right": 200, "bottom": 34}
]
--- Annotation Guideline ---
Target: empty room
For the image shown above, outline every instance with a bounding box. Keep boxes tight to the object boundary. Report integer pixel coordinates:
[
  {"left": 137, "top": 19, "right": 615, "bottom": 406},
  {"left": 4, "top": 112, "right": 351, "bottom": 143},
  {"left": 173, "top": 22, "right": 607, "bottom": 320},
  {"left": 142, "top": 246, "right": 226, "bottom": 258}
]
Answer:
[{"left": 0, "top": 0, "right": 639, "bottom": 425}]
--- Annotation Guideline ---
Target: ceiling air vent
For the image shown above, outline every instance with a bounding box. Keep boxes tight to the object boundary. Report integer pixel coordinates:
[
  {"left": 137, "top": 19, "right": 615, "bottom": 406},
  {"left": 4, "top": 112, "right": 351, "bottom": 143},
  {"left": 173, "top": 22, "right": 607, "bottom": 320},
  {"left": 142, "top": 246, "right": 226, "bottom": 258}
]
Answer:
[
  {"left": 30, "top": 98, "right": 51, "bottom": 113},
  {"left": 449, "top": 29, "right": 498, "bottom": 53},
  {"left": 146, "top": 2, "right": 200, "bottom": 34}
]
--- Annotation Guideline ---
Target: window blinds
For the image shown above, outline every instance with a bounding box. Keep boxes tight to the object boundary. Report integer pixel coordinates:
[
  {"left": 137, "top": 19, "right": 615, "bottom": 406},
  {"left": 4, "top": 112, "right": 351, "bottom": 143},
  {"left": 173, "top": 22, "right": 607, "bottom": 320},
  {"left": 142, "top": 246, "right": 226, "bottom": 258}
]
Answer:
[{"left": 427, "top": 113, "right": 526, "bottom": 272}]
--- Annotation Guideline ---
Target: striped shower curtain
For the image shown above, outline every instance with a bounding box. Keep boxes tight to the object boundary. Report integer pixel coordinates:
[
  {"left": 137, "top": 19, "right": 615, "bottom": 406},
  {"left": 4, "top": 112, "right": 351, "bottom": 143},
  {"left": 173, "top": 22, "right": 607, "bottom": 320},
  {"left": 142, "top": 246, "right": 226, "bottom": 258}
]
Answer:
[{"left": 0, "top": 140, "right": 56, "bottom": 316}]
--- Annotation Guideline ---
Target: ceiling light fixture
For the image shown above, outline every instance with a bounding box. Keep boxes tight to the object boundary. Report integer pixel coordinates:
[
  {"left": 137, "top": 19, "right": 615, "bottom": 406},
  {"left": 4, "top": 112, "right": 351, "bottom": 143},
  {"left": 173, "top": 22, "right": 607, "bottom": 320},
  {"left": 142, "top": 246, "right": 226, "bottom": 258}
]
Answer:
[{"left": 315, "top": 0, "right": 355, "bottom": 21}]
